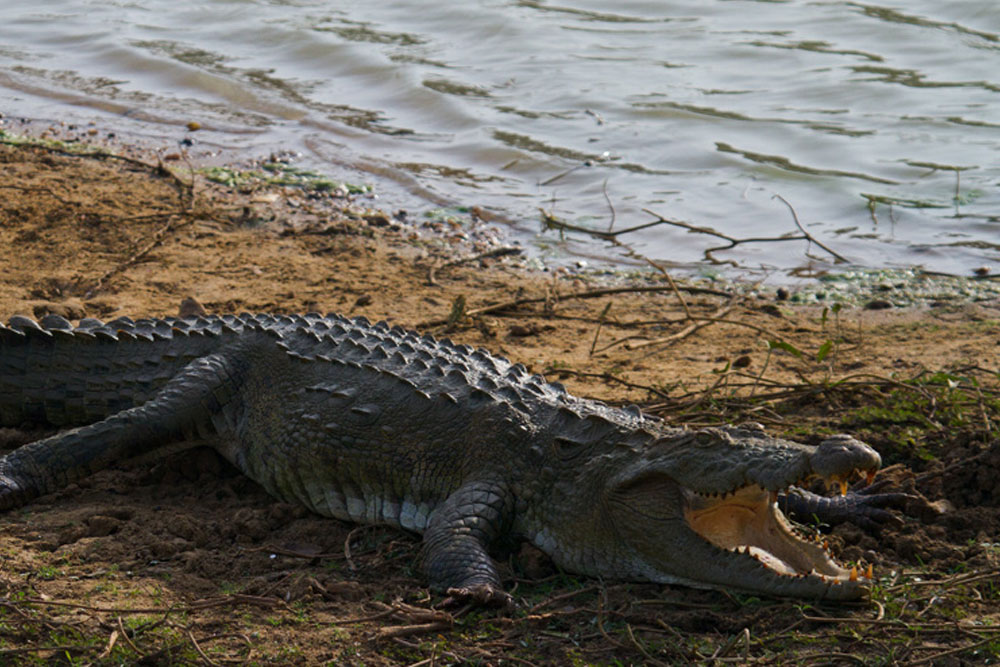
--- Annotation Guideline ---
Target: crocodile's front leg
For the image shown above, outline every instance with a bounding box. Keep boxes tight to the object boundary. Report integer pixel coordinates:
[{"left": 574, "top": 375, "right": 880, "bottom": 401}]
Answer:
[
  {"left": 780, "top": 483, "right": 916, "bottom": 530},
  {"left": 777, "top": 435, "right": 915, "bottom": 529},
  {"left": 0, "top": 353, "right": 235, "bottom": 510},
  {"left": 421, "top": 479, "right": 514, "bottom": 607}
]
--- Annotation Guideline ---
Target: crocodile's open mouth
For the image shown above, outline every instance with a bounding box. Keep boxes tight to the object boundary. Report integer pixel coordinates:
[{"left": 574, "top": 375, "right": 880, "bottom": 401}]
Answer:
[{"left": 683, "top": 484, "right": 869, "bottom": 584}]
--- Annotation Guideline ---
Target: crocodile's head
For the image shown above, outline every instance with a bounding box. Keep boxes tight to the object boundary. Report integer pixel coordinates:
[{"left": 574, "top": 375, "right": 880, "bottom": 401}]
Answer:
[{"left": 544, "top": 425, "right": 881, "bottom": 599}]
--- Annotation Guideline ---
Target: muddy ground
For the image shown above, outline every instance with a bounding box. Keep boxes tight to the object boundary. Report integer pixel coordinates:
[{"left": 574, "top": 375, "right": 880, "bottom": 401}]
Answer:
[{"left": 1, "top": 132, "right": 1000, "bottom": 665}]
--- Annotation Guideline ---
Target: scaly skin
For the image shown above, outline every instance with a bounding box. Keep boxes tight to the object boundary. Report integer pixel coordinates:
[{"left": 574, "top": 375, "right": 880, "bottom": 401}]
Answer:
[{"left": 0, "top": 312, "right": 893, "bottom": 603}]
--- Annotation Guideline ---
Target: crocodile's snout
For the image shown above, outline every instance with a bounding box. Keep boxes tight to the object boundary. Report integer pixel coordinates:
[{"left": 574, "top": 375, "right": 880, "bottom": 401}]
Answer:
[{"left": 810, "top": 434, "right": 881, "bottom": 489}]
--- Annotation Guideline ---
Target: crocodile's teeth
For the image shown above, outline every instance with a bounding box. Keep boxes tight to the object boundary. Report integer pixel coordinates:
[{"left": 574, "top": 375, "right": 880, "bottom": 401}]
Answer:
[
  {"left": 866, "top": 470, "right": 876, "bottom": 485},
  {"left": 849, "top": 566, "right": 858, "bottom": 582},
  {"left": 865, "top": 564, "right": 874, "bottom": 580},
  {"left": 839, "top": 480, "right": 848, "bottom": 496}
]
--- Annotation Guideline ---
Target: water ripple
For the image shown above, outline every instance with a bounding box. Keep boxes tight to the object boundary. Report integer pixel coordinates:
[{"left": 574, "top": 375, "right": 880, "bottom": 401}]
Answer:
[{"left": 1, "top": 0, "right": 997, "bottom": 278}]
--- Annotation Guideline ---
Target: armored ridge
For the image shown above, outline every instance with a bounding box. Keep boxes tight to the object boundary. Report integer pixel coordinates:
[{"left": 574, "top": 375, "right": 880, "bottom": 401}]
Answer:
[{"left": 0, "top": 312, "right": 895, "bottom": 604}]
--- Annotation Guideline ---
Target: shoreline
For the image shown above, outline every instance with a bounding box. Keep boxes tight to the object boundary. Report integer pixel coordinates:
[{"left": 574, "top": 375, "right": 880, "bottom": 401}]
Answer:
[
  {"left": 6, "top": 115, "right": 1000, "bottom": 299},
  {"left": 2, "top": 126, "right": 999, "bottom": 406}
]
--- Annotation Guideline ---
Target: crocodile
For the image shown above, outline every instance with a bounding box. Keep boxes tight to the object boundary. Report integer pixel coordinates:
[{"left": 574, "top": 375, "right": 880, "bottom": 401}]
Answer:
[{"left": 0, "top": 312, "right": 901, "bottom": 603}]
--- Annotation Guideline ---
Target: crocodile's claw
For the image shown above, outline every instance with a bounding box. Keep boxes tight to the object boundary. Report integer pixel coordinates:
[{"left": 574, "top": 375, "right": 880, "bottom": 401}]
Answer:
[{"left": 443, "top": 584, "right": 515, "bottom": 610}]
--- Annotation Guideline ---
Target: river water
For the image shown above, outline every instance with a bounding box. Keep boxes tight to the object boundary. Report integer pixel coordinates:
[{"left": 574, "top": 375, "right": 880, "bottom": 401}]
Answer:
[{"left": 1, "top": 0, "right": 998, "bottom": 279}]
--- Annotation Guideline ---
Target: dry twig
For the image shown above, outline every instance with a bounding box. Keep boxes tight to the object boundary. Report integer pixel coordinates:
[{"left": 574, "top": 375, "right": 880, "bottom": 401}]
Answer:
[
  {"left": 417, "top": 283, "right": 730, "bottom": 329},
  {"left": 426, "top": 245, "right": 522, "bottom": 286},
  {"left": 641, "top": 205, "right": 848, "bottom": 265},
  {"left": 84, "top": 213, "right": 192, "bottom": 298}
]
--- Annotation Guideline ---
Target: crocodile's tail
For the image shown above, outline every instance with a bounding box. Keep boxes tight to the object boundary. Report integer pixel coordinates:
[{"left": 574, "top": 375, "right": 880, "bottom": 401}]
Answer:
[
  {"left": 0, "top": 314, "right": 226, "bottom": 428},
  {"left": 0, "top": 347, "right": 237, "bottom": 510}
]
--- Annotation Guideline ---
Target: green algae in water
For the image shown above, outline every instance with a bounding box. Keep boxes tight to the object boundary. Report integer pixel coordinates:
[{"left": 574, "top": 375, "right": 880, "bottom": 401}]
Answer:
[
  {"left": 259, "top": 162, "right": 369, "bottom": 193},
  {"left": 200, "top": 163, "right": 369, "bottom": 194},
  {"left": 800, "top": 268, "right": 1000, "bottom": 307}
]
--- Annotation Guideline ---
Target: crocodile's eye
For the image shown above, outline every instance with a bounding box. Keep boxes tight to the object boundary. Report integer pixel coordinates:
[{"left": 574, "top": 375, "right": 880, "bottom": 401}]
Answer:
[
  {"left": 737, "top": 421, "right": 765, "bottom": 433},
  {"left": 552, "top": 436, "right": 588, "bottom": 462},
  {"left": 695, "top": 432, "right": 717, "bottom": 447}
]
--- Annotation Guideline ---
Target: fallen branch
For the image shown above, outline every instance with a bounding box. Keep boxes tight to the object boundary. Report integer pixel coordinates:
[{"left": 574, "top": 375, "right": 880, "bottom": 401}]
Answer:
[
  {"left": 84, "top": 213, "right": 192, "bottom": 298},
  {"left": 416, "top": 283, "right": 731, "bottom": 329},
  {"left": 528, "top": 585, "right": 600, "bottom": 614},
  {"left": 376, "top": 620, "right": 453, "bottom": 640},
  {"left": 641, "top": 205, "right": 848, "bottom": 265},
  {"left": 593, "top": 301, "right": 740, "bottom": 355},
  {"left": 0, "top": 137, "right": 194, "bottom": 205},
  {"left": 0, "top": 645, "right": 85, "bottom": 657},
  {"left": 625, "top": 302, "right": 736, "bottom": 352},
  {"left": 426, "top": 245, "right": 522, "bottom": 286},
  {"left": 772, "top": 194, "right": 850, "bottom": 263},
  {"left": 541, "top": 208, "right": 668, "bottom": 240},
  {"left": 0, "top": 184, "right": 75, "bottom": 205}
]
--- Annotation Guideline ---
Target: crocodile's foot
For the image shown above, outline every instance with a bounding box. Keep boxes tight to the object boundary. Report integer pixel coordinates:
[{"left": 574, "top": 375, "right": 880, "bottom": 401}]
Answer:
[
  {"left": 443, "top": 584, "right": 515, "bottom": 610},
  {"left": 0, "top": 471, "right": 29, "bottom": 511},
  {"left": 837, "top": 479, "right": 918, "bottom": 530},
  {"left": 782, "top": 475, "right": 919, "bottom": 531}
]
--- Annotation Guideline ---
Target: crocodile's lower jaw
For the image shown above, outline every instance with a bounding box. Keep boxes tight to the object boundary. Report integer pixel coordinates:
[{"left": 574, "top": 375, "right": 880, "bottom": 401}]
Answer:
[{"left": 684, "top": 485, "right": 856, "bottom": 583}]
